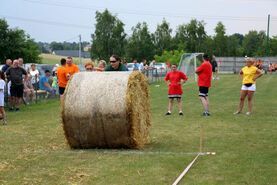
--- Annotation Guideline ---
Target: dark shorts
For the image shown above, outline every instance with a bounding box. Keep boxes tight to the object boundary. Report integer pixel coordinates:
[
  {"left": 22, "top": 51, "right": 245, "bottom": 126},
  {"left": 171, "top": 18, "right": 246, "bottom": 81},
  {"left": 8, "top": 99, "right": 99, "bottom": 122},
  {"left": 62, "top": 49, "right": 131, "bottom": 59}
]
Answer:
[
  {"left": 199, "top": 86, "right": 209, "bottom": 97},
  {"left": 168, "top": 94, "right": 182, "bottom": 100},
  {"left": 10, "top": 84, "right": 24, "bottom": 98},
  {"left": 59, "top": 87, "right": 65, "bottom": 95}
]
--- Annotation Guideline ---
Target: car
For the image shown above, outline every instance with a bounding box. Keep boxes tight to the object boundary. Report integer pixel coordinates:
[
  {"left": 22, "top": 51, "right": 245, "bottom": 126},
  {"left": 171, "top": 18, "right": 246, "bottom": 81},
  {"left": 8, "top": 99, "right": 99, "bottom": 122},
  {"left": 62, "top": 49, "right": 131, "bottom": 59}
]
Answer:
[
  {"left": 153, "top": 63, "right": 167, "bottom": 76},
  {"left": 127, "top": 63, "right": 135, "bottom": 71}
]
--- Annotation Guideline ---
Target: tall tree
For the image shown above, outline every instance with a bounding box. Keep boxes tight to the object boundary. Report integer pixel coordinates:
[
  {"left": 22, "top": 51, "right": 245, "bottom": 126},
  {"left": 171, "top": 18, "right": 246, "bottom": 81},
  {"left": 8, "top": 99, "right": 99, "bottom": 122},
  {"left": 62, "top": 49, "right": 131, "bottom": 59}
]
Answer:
[
  {"left": 0, "top": 19, "right": 40, "bottom": 63},
  {"left": 270, "top": 36, "right": 277, "bottom": 56},
  {"left": 242, "top": 30, "right": 266, "bottom": 56},
  {"left": 174, "top": 19, "right": 207, "bottom": 53},
  {"left": 153, "top": 19, "right": 172, "bottom": 55},
  {"left": 126, "top": 22, "right": 155, "bottom": 61},
  {"left": 213, "top": 22, "right": 227, "bottom": 56},
  {"left": 91, "top": 9, "right": 126, "bottom": 61}
]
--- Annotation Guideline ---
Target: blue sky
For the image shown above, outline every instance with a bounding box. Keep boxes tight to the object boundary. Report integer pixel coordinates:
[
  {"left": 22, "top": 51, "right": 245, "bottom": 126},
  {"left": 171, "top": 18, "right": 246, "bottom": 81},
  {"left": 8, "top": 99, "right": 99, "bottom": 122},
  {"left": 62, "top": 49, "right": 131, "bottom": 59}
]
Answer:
[{"left": 1, "top": 0, "right": 276, "bottom": 42}]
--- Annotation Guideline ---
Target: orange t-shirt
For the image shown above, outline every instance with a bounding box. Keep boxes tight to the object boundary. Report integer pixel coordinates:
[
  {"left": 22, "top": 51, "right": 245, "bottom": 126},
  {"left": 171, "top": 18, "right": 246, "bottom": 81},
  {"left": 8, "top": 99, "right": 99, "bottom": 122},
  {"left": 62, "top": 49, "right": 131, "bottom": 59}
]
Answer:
[
  {"left": 57, "top": 66, "right": 68, "bottom": 88},
  {"left": 66, "top": 64, "right": 79, "bottom": 76}
]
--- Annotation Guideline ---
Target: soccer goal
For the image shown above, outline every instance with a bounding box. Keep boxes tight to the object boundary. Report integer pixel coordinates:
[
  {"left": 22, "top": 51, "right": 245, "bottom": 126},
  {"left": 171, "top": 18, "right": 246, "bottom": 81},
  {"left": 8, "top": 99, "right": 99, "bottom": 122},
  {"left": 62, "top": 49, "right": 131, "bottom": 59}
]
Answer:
[{"left": 177, "top": 53, "right": 204, "bottom": 82}]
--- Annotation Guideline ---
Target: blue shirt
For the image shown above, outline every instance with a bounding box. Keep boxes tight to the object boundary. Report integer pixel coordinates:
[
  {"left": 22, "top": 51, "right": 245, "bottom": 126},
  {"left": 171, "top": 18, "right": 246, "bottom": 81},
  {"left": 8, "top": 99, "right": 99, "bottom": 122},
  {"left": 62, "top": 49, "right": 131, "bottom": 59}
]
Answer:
[{"left": 39, "top": 76, "right": 49, "bottom": 90}]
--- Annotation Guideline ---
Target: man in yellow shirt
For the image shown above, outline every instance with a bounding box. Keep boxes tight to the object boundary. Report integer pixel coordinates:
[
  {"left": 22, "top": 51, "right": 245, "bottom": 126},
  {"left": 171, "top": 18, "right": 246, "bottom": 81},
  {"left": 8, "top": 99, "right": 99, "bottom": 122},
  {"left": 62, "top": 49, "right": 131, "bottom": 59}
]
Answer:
[{"left": 234, "top": 57, "right": 263, "bottom": 115}]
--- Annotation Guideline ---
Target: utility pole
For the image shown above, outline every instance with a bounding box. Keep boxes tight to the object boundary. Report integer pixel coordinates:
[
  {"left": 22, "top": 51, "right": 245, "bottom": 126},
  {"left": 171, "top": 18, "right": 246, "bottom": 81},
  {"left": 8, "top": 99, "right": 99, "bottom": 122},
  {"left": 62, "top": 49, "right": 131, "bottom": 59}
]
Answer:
[
  {"left": 266, "top": 14, "right": 270, "bottom": 56},
  {"left": 79, "top": 34, "right": 82, "bottom": 64}
]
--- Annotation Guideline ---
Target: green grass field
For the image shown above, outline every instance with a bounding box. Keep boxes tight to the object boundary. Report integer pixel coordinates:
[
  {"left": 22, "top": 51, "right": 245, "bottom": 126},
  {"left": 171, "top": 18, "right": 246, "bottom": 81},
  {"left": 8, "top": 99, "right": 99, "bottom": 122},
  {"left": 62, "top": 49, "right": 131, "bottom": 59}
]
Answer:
[
  {"left": 40, "top": 54, "right": 91, "bottom": 65},
  {"left": 0, "top": 74, "right": 276, "bottom": 185}
]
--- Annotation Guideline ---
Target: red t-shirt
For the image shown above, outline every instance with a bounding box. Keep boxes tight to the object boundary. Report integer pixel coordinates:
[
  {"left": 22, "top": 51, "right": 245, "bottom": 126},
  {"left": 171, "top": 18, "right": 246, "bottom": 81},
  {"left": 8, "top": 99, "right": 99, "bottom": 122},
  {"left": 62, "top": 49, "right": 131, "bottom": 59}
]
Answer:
[
  {"left": 196, "top": 60, "right": 212, "bottom": 87},
  {"left": 165, "top": 71, "right": 188, "bottom": 95}
]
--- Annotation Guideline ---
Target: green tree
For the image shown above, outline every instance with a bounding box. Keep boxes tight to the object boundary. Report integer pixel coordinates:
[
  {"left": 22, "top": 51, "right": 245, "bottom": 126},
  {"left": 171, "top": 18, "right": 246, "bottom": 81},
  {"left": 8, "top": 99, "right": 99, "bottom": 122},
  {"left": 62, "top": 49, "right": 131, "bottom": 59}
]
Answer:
[
  {"left": 154, "top": 50, "right": 184, "bottom": 64},
  {"left": 126, "top": 22, "right": 155, "bottom": 62},
  {"left": 213, "top": 22, "right": 227, "bottom": 56},
  {"left": 270, "top": 36, "right": 277, "bottom": 56},
  {"left": 226, "top": 34, "right": 243, "bottom": 56},
  {"left": 91, "top": 9, "right": 126, "bottom": 61},
  {"left": 0, "top": 19, "right": 40, "bottom": 63},
  {"left": 153, "top": 19, "right": 172, "bottom": 55},
  {"left": 242, "top": 30, "right": 266, "bottom": 56},
  {"left": 174, "top": 19, "right": 207, "bottom": 53}
]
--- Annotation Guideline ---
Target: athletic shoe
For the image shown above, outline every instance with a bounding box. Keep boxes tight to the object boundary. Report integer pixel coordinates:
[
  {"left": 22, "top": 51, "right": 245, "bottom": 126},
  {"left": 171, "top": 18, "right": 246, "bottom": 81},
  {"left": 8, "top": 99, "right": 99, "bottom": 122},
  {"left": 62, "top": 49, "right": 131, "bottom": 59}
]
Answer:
[
  {"left": 179, "top": 112, "right": 183, "bottom": 116},
  {"left": 15, "top": 108, "right": 20, "bottom": 112},
  {"left": 165, "top": 112, "right": 171, "bottom": 116},
  {"left": 233, "top": 111, "right": 241, "bottom": 115},
  {"left": 202, "top": 112, "right": 210, "bottom": 116},
  {"left": 246, "top": 112, "right": 251, "bottom": 116}
]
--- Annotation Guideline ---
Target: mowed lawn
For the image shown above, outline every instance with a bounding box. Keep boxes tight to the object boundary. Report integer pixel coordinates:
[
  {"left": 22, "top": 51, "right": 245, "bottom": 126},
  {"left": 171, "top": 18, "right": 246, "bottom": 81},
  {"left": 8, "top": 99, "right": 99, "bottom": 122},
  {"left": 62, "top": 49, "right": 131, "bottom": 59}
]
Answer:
[
  {"left": 40, "top": 53, "right": 91, "bottom": 65},
  {"left": 0, "top": 74, "right": 276, "bottom": 185}
]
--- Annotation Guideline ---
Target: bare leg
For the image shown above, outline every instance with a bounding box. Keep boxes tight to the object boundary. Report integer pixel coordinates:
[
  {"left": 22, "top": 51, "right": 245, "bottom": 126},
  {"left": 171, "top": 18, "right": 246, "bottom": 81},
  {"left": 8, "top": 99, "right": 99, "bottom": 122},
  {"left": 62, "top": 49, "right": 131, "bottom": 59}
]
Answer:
[
  {"left": 167, "top": 98, "right": 174, "bottom": 112},
  {"left": 237, "top": 90, "right": 248, "bottom": 113},
  {"left": 177, "top": 98, "right": 182, "bottom": 112},
  {"left": 15, "top": 97, "right": 21, "bottom": 109},
  {"left": 247, "top": 91, "right": 255, "bottom": 113},
  {"left": 199, "top": 96, "right": 209, "bottom": 112}
]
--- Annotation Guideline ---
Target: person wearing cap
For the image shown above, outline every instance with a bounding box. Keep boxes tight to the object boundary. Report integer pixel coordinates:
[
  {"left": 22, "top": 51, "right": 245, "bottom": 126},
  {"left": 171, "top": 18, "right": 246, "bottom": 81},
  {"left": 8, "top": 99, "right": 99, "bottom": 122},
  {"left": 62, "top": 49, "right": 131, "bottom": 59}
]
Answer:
[
  {"left": 234, "top": 57, "right": 263, "bottom": 115},
  {"left": 39, "top": 70, "right": 55, "bottom": 96},
  {"left": 29, "top": 63, "right": 40, "bottom": 90},
  {"left": 105, "top": 55, "right": 128, "bottom": 71},
  {"left": 195, "top": 54, "right": 213, "bottom": 116}
]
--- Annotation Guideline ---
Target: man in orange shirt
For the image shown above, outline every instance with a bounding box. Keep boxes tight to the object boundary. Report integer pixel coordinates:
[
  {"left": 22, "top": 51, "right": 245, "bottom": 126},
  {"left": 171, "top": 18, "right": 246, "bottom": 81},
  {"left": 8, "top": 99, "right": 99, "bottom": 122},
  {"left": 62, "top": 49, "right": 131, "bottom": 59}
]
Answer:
[
  {"left": 65, "top": 56, "right": 79, "bottom": 79},
  {"left": 57, "top": 58, "right": 68, "bottom": 96}
]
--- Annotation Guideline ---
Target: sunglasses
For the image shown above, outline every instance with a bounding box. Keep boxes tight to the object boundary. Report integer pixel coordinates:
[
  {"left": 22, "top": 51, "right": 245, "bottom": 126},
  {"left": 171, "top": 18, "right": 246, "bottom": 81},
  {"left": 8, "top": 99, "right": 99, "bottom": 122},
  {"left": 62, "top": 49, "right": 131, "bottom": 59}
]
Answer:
[
  {"left": 110, "top": 60, "right": 117, "bottom": 63},
  {"left": 86, "top": 68, "right": 93, "bottom": 71}
]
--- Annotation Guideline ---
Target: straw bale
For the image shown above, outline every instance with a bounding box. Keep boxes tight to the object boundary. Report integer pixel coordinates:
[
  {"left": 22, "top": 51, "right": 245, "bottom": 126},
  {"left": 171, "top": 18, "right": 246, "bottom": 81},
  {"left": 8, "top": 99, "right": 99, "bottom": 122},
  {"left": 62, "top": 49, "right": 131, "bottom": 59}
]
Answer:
[{"left": 61, "top": 71, "right": 150, "bottom": 149}]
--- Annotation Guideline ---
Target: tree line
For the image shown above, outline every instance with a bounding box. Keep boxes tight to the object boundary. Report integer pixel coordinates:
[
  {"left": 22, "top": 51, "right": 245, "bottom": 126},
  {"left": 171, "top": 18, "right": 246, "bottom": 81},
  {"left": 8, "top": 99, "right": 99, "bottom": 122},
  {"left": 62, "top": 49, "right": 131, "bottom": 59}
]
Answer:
[{"left": 91, "top": 9, "right": 277, "bottom": 62}]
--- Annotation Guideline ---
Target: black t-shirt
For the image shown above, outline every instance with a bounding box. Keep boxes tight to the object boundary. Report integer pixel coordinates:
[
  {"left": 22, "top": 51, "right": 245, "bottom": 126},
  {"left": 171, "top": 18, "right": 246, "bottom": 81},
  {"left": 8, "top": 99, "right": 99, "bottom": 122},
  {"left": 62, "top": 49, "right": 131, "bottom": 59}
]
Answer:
[{"left": 6, "top": 67, "right": 27, "bottom": 85}]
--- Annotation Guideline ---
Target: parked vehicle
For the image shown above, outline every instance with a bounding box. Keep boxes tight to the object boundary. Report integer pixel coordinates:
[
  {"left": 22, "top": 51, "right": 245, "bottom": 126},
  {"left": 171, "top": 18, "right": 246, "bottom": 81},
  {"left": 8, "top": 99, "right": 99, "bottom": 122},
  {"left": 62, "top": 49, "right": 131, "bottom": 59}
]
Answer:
[
  {"left": 153, "top": 63, "right": 167, "bottom": 76},
  {"left": 127, "top": 63, "right": 135, "bottom": 71}
]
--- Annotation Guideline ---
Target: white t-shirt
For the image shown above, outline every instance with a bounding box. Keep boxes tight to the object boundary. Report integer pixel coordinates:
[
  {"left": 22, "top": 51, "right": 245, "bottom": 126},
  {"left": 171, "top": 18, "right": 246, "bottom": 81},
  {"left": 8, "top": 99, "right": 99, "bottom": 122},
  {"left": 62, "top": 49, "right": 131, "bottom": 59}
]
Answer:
[
  {"left": 30, "top": 69, "right": 39, "bottom": 84},
  {"left": 0, "top": 79, "right": 5, "bottom": 106}
]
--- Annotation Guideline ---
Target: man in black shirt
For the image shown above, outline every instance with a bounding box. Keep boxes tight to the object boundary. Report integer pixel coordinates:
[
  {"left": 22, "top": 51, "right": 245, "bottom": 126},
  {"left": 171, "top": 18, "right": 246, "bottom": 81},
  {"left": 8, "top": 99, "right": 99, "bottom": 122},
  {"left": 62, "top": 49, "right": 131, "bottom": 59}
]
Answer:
[{"left": 6, "top": 60, "right": 27, "bottom": 111}]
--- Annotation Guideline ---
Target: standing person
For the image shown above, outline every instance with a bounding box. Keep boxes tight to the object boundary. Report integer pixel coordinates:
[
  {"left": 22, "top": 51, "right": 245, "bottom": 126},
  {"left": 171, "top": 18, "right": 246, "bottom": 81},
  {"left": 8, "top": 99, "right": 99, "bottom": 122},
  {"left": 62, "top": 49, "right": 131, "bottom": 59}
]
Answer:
[
  {"left": 5, "top": 60, "right": 27, "bottom": 111},
  {"left": 210, "top": 55, "right": 219, "bottom": 80},
  {"left": 2, "top": 59, "right": 12, "bottom": 73},
  {"left": 234, "top": 58, "right": 263, "bottom": 115},
  {"left": 29, "top": 64, "right": 39, "bottom": 90},
  {"left": 0, "top": 71, "right": 7, "bottom": 125},
  {"left": 164, "top": 64, "right": 188, "bottom": 116},
  {"left": 57, "top": 58, "right": 68, "bottom": 96},
  {"left": 65, "top": 56, "right": 79, "bottom": 79},
  {"left": 105, "top": 55, "right": 128, "bottom": 71},
  {"left": 195, "top": 54, "right": 212, "bottom": 116}
]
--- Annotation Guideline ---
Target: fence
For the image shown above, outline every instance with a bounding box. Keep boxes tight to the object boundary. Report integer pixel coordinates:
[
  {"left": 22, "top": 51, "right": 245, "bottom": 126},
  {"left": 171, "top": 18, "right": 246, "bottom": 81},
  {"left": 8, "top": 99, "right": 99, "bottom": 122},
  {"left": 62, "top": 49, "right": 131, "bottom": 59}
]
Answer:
[{"left": 216, "top": 57, "right": 277, "bottom": 73}]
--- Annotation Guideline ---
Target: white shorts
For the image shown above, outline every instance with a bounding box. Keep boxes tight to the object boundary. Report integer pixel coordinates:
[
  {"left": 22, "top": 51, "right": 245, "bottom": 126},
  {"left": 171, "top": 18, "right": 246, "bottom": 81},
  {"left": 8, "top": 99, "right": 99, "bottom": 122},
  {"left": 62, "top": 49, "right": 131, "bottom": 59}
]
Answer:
[{"left": 241, "top": 84, "right": 256, "bottom": 91}]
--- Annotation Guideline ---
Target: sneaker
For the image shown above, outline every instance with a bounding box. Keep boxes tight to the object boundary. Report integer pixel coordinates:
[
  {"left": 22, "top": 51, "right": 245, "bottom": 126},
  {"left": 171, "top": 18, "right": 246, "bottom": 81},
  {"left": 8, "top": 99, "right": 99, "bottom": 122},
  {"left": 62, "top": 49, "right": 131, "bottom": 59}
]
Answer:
[
  {"left": 15, "top": 108, "right": 20, "bottom": 112},
  {"left": 233, "top": 111, "right": 241, "bottom": 115},
  {"left": 246, "top": 112, "right": 251, "bottom": 116},
  {"left": 202, "top": 112, "right": 210, "bottom": 116},
  {"left": 165, "top": 112, "right": 171, "bottom": 115},
  {"left": 179, "top": 112, "right": 184, "bottom": 116}
]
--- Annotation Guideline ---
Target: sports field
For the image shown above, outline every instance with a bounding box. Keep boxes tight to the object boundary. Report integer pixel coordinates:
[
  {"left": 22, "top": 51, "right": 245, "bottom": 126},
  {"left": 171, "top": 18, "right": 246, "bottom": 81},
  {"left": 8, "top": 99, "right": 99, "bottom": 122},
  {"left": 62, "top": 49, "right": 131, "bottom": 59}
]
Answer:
[{"left": 0, "top": 74, "right": 276, "bottom": 185}]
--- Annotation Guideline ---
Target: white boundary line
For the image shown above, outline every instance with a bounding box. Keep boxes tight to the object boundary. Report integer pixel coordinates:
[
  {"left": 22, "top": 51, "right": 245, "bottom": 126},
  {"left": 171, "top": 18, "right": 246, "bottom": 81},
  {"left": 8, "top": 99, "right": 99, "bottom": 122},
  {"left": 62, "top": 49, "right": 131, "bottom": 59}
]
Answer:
[{"left": 172, "top": 153, "right": 201, "bottom": 185}]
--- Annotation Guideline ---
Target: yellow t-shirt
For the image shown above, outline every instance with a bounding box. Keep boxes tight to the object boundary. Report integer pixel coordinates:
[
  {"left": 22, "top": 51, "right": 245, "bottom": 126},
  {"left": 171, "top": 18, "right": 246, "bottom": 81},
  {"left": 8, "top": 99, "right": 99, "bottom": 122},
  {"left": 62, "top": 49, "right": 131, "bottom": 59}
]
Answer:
[{"left": 242, "top": 66, "right": 258, "bottom": 84}]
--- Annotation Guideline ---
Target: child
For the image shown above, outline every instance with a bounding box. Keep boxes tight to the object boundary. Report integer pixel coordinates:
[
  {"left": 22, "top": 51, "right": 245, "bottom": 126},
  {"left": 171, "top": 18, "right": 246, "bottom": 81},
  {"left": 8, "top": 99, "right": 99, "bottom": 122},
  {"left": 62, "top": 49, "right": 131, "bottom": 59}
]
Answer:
[{"left": 0, "top": 71, "right": 7, "bottom": 125}]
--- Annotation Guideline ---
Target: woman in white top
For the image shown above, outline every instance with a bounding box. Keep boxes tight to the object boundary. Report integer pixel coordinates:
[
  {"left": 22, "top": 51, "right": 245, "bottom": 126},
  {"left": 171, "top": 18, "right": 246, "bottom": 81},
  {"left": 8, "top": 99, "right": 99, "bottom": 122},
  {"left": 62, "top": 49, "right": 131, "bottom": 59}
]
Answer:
[
  {"left": 29, "top": 64, "right": 39, "bottom": 90},
  {"left": 0, "top": 71, "right": 7, "bottom": 125}
]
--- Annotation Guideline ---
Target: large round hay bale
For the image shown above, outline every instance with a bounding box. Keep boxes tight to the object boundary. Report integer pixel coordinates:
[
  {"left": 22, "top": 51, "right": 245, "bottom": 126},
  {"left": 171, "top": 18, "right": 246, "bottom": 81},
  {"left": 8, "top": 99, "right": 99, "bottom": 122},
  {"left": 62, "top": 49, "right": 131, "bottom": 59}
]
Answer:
[{"left": 61, "top": 71, "right": 151, "bottom": 149}]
